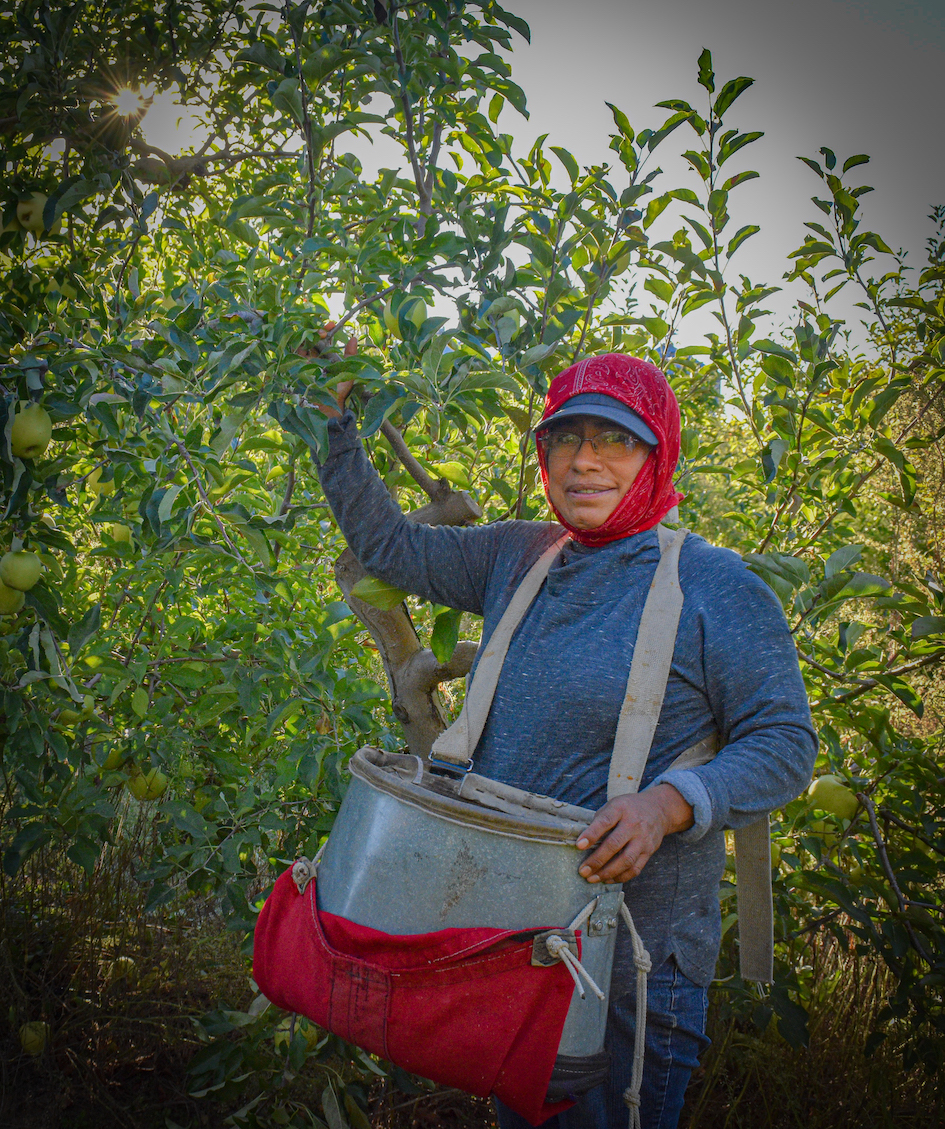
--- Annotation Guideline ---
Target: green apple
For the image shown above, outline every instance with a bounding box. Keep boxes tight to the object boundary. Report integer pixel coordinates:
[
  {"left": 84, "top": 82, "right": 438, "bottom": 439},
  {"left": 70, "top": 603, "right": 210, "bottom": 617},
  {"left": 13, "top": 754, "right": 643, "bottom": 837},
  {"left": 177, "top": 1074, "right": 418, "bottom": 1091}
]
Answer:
[
  {"left": 808, "top": 774, "right": 859, "bottom": 821},
  {"left": 16, "top": 192, "right": 49, "bottom": 233},
  {"left": 19, "top": 1021, "right": 49, "bottom": 1056},
  {"left": 126, "top": 767, "right": 169, "bottom": 802},
  {"left": 809, "top": 818, "right": 840, "bottom": 849},
  {"left": 101, "top": 745, "right": 127, "bottom": 771},
  {"left": 106, "top": 956, "right": 137, "bottom": 983},
  {"left": 274, "top": 1016, "right": 320, "bottom": 1053},
  {"left": 10, "top": 402, "right": 53, "bottom": 459},
  {"left": 110, "top": 523, "right": 133, "bottom": 544},
  {"left": 383, "top": 295, "right": 427, "bottom": 337},
  {"left": 86, "top": 466, "right": 115, "bottom": 496},
  {"left": 0, "top": 550, "right": 42, "bottom": 591},
  {"left": 0, "top": 582, "right": 25, "bottom": 615}
]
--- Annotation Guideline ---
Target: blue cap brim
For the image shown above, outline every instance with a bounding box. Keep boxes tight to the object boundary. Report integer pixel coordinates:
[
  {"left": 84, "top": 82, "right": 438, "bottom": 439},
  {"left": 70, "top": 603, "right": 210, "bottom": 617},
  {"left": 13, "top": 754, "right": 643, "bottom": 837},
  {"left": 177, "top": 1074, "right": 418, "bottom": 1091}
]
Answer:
[{"left": 536, "top": 393, "right": 658, "bottom": 446}]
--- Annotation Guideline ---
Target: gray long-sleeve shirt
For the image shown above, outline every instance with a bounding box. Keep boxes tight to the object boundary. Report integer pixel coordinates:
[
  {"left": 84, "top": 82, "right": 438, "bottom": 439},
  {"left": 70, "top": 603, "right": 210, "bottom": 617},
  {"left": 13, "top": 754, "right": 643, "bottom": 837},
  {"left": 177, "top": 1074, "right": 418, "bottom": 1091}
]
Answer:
[{"left": 317, "top": 413, "right": 817, "bottom": 988}]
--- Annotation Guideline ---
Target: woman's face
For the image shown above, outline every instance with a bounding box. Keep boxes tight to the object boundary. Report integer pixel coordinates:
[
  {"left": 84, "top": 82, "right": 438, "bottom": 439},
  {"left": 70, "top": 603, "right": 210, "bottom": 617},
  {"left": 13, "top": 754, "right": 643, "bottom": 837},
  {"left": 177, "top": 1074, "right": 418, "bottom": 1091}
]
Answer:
[{"left": 543, "top": 416, "right": 652, "bottom": 530}]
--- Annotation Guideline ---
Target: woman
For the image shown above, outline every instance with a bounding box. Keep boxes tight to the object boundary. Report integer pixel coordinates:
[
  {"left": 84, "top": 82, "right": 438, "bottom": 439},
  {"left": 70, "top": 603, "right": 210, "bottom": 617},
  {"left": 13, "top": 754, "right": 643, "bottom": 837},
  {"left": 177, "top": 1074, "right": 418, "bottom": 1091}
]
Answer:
[{"left": 316, "top": 352, "right": 817, "bottom": 1129}]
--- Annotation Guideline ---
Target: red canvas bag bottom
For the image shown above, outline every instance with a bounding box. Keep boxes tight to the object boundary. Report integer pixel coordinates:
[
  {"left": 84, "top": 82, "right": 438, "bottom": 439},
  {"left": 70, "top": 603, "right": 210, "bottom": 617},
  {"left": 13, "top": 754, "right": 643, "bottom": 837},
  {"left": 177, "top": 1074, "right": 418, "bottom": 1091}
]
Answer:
[{"left": 254, "top": 867, "right": 578, "bottom": 1126}]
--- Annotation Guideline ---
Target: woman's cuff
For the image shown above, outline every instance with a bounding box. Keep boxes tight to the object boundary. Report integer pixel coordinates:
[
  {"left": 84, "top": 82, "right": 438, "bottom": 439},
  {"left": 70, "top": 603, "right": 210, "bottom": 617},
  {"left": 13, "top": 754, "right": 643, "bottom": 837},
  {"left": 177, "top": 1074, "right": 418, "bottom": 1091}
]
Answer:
[
  {"left": 647, "top": 769, "right": 713, "bottom": 842},
  {"left": 324, "top": 409, "right": 362, "bottom": 458}
]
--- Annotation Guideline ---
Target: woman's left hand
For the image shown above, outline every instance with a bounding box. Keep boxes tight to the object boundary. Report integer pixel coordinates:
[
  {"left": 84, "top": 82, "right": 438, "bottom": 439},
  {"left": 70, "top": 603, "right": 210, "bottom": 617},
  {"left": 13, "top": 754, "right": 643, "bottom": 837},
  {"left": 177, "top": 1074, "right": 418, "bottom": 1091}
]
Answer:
[{"left": 576, "top": 784, "right": 694, "bottom": 884}]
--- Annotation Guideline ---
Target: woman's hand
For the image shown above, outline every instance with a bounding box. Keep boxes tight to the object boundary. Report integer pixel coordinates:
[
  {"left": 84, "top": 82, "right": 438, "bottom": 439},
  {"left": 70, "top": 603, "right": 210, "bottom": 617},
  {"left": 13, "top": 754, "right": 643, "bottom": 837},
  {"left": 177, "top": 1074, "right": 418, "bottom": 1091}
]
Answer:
[
  {"left": 302, "top": 334, "right": 358, "bottom": 418},
  {"left": 576, "top": 783, "right": 694, "bottom": 884}
]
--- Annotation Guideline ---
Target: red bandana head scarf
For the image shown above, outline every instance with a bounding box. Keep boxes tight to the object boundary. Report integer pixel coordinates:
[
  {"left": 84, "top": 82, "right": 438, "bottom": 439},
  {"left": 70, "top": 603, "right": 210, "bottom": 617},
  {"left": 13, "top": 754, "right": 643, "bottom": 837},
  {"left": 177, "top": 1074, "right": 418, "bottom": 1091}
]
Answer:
[{"left": 535, "top": 353, "right": 683, "bottom": 546}]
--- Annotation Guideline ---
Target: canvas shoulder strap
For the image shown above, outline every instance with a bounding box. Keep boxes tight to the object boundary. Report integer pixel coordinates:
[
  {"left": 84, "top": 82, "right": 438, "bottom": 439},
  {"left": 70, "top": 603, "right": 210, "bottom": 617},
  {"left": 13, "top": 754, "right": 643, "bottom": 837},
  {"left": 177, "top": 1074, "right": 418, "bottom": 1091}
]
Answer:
[
  {"left": 607, "top": 525, "right": 686, "bottom": 798},
  {"left": 430, "top": 533, "right": 569, "bottom": 768},
  {"left": 664, "top": 735, "right": 774, "bottom": 983}
]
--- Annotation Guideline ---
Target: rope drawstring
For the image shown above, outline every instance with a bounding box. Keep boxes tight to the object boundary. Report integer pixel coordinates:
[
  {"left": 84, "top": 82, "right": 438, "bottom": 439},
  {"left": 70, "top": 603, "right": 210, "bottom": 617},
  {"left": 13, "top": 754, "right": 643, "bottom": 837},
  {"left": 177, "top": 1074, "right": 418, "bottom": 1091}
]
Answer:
[
  {"left": 542, "top": 896, "right": 651, "bottom": 1129},
  {"left": 544, "top": 934, "right": 606, "bottom": 1001},
  {"left": 619, "top": 899, "right": 651, "bottom": 1129}
]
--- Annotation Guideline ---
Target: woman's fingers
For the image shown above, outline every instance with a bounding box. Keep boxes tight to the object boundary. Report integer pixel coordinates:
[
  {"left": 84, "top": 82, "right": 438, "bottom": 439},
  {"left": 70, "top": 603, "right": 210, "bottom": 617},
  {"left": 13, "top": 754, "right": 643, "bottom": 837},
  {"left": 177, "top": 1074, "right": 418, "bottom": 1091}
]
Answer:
[
  {"left": 576, "top": 793, "right": 669, "bottom": 884},
  {"left": 335, "top": 377, "right": 356, "bottom": 413}
]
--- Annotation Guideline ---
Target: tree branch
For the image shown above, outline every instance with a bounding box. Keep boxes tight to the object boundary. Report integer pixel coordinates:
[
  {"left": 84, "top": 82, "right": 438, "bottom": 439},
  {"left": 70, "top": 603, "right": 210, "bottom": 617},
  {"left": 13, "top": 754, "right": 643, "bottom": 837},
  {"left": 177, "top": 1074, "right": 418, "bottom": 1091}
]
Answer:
[
  {"left": 402, "top": 640, "right": 478, "bottom": 694},
  {"left": 380, "top": 420, "right": 442, "bottom": 498},
  {"left": 817, "top": 649, "right": 945, "bottom": 707},
  {"left": 173, "top": 437, "right": 254, "bottom": 570},
  {"left": 858, "top": 792, "right": 933, "bottom": 963}
]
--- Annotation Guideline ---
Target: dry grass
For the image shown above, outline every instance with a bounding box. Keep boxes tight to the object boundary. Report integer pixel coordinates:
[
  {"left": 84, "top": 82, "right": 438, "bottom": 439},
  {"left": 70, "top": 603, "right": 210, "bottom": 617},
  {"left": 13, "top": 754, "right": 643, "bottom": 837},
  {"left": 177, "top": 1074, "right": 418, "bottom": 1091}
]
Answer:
[
  {"left": 684, "top": 935, "right": 944, "bottom": 1129},
  {"left": 0, "top": 819, "right": 245, "bottom": 1129}
]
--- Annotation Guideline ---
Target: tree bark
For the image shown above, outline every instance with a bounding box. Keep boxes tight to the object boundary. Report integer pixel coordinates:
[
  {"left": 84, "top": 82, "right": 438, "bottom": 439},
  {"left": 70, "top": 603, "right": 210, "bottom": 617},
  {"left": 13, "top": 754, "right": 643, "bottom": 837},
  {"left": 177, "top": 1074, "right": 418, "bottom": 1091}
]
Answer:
[{"left": 333, "top": 485, "right": 482, "bottom": 758}]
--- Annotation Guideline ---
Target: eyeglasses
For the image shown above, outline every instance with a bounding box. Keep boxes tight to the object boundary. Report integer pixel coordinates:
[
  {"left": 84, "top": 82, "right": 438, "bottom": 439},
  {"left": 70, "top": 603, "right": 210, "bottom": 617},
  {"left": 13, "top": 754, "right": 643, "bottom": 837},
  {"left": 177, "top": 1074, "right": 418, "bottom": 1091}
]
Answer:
[{"left": 538, "top": 429, "right": 642, "bottom": 462}]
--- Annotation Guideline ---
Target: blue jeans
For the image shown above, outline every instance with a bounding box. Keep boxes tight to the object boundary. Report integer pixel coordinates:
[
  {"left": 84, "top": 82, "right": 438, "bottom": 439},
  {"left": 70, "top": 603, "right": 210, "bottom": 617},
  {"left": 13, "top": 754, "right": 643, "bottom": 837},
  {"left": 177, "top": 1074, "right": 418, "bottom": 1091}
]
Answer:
[{"left": 495, "top": 956, "right": 709, "bottom": 1129}]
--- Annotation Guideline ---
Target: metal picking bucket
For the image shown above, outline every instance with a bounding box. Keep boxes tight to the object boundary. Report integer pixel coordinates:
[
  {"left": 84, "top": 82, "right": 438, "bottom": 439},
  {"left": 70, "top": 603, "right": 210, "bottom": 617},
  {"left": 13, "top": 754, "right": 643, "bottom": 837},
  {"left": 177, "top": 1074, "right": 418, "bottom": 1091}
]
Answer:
[{"left": 317, "top": 746, "right": 623, "bottom": 1067}]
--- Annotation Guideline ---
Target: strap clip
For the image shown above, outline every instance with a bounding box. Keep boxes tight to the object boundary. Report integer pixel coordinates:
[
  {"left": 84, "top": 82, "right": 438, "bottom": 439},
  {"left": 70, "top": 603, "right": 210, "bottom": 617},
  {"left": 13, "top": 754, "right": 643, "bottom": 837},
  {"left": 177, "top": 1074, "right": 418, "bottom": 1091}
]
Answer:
[{"left": 426, "top": 754, "right": 472, "bottom": 778}]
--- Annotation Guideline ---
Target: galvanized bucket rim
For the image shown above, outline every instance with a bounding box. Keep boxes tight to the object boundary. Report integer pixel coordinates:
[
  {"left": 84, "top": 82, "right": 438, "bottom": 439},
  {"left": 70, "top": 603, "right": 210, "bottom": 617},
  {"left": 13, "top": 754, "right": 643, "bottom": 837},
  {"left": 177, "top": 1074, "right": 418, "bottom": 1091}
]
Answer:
[{"left": 348, "top": 746, "right": 597, "bottom": 845}]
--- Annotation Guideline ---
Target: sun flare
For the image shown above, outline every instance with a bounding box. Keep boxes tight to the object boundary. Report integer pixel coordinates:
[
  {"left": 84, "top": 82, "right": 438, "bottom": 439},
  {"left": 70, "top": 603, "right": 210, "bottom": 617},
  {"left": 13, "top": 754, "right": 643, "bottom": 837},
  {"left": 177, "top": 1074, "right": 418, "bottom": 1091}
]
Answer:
[{"left": 112, "top": 87, "right": 145, "bottom": 116}]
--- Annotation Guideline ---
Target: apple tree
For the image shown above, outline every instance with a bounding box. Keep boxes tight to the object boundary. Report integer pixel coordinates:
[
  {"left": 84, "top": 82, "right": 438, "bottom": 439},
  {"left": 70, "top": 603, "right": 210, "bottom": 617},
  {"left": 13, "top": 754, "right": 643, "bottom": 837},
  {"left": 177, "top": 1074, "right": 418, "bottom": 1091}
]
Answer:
[{"left": 0, "top": 0, "right": 942, "bottom": 1120}]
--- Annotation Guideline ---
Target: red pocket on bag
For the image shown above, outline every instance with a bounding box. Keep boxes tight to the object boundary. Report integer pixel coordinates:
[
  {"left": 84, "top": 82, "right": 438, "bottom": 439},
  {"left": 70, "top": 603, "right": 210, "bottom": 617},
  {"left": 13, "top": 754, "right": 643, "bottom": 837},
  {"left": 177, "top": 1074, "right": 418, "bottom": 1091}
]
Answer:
[{"left": 254, "top": 867, "right": 577, "bottom": 1126}]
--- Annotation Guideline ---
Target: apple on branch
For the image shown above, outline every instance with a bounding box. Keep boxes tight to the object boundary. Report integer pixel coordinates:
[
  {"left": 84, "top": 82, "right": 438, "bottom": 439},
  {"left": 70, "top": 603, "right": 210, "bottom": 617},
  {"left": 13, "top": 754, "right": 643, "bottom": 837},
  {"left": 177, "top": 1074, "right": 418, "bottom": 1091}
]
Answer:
[{"left": 10, "top": 402, "right": 53, "bottom": 460}]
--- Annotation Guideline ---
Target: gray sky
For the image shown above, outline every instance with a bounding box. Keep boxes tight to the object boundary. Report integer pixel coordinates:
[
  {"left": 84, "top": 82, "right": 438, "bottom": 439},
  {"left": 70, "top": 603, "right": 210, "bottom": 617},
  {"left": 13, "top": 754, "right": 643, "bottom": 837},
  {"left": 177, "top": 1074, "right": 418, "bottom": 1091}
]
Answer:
[{"left": 502, "top": 0, "right": 942, "bottom": 333}]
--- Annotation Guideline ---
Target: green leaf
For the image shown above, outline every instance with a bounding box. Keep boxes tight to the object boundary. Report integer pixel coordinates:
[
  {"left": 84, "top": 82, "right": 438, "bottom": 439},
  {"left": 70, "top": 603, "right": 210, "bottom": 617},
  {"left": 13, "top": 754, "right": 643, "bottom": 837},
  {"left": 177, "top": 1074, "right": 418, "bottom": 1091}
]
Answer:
[
  {"left": 837, "top": 573, "right": 892, "bottom": 598},
  {"left": 518, "top": 343, "right": 556, "bottom": 369},
  {"left": 722, "top": 170, "right": 759, "bottom": 192},
  {"left": 754, "top": 339, "right": 797, "bottom": 361},
  {"left": 911, "top": 616, "right": 945, "bottom": 639},
  {"left": 606, "top": 101, "right": 634, "bottom": 141},
  {"left": 550, "top": 146, "right": 579, "bottom": 183},
  {"left": 824, "top": 545, "right": 862, "bottom": 578},
  {"left": 132, "top": 687, "right": 149, "bottom": 718},
  {"left": 361, "top": 385, "right": 405, "bottom": 438},
  {"left": 761, "top": 353, "right": 794, "bottom": 384},
  {"left": 714, "top": 76, "right": 754, "bottom": 117},
  {"left": 67, "top": 841, "right": 100, "bottom": 875},
  {"left": 644, "top": 195, "right": 672, "bottom": 229},
  {"left": 237, "top": 40, "right": 286, "bottom": 74},
  {"left": 158, "top": 483, "right": 183, "bottom": 526},
  {"left": 271, "top": 78, "right": 304, "bottom": 126},
  {"left": 718, "top": 130, "right": 764, "bottom": 166},
  {"left": 873, "top": 675, "right": 924, "bottom": 717},
  {"left": 165, "top": 800, "right": 210, "bottom": 838},
  {"left": 240, "top": 526, "right": 271, "bottom": 568},
  {"left": 761, "top": 439, "right": 788, "bottom": 483},
  {"left": 349, "top": 577, "right": 409, "bottom": 610},
  {"left": 860, "top": 231, "right": 894, "bottom": 255},
  {"left": 646, "top": 111, "right": 692, "bottom": 152},
  {"left": 430, "top": 462, "right": 471, "bottom": 488},
  {"left": 842, "top": 153, "right": 870, "bottom": 173},
  {"left": 727, "top": 225, "right": 759, "bottom": 256},
  {"left": 68, "top": 602, "right": 101, "bottom": 655},
  {"left": 322, "top": 1084, "right": 349, "bottom": 1129},
  {"left": 431, "top": 607, "right": 462, "bottom": 664},
  {"left": 770, "top": 986, "right": 809, "bottom": 1049},
  {"left": 697, "top": 48, "right": 715, "bottom": 93}
]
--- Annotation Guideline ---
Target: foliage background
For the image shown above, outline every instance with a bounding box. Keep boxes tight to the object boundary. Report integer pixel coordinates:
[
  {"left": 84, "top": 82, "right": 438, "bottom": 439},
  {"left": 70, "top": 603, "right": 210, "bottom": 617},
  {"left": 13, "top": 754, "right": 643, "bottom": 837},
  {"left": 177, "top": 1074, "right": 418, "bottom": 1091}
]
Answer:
[{"left": 0, "top": 1, "right": 942, "bottom": 1126}]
